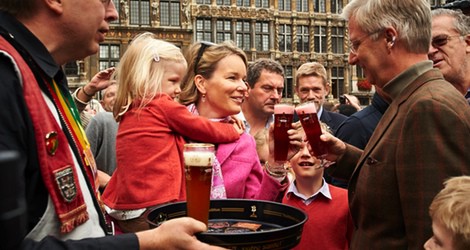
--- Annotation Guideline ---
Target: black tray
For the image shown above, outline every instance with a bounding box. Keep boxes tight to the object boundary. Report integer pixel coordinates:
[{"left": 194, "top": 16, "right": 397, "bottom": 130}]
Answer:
[{"left": 146, "top": 199, "right": 307, "bottom": 250}]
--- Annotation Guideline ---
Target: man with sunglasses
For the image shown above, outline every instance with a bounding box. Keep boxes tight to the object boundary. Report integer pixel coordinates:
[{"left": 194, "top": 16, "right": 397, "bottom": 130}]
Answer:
[
  {"left": 320, "top": 0, "right": 470, "bottom": 249},
  {"left": 429, "top": 8, "right": 470, "bottom": 104},
  {"left": 0, "top": 0, "right": 224, "bottom": 249}
]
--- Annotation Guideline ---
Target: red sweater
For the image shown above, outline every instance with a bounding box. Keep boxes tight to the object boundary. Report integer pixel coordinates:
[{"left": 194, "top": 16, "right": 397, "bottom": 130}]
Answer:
[
  {"left": 102, "top": 94, "right": 239, "bottom": 210},
  {"left": 283, "top": 184, "right": 353, "bottom": 250}
]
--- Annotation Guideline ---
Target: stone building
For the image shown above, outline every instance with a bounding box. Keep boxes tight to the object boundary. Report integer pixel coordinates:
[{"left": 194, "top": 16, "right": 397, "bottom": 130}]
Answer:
[{"left": 66, "top": 0, "right": 448, "bottom": 104}]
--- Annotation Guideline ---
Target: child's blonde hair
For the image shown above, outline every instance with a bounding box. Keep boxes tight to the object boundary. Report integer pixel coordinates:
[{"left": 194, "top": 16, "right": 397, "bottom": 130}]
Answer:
[{"left": 113, "top": 32, "right": 187, "bottom": 121}]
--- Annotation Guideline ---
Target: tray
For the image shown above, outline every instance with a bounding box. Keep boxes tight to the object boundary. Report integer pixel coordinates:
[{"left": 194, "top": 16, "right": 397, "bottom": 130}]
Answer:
[{"left": 146, "top": 199, "right": 307, "bottom": 250}]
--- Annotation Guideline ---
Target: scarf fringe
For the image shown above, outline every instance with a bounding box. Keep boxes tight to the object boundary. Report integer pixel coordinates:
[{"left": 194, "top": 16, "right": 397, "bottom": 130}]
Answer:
[{"left": 60, "top": 211, "right": 89, "bottom": 233}]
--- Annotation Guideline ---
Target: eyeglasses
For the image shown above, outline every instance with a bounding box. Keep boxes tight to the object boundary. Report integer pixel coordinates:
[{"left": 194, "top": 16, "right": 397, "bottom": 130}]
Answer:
[
  {"left": 349, "top": 30, "right": 382, "bottom": 54},
  {"left": 194, "top": 41, "right": 216, "bottom": 75},
  {"left": 431, "top": 34, "right": 463, "bottom": 48}
]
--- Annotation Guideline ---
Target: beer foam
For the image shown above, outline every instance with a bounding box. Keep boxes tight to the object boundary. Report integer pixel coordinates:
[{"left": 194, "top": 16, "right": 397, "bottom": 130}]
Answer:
[
  {"left": 274, "top": 104, "right": 294, "bottom": 114},
  {"left": 295, "top": 102, "right": 317, "bottom": 114},
  {"left": 184, "top": 151, "right": 215, "bottom": 167}
]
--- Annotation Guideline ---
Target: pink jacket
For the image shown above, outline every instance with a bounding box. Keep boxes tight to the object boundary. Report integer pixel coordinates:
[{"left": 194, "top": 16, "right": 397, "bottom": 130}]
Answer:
[{"left": 217, "top": 133, "right": 287, "bottom": 201}]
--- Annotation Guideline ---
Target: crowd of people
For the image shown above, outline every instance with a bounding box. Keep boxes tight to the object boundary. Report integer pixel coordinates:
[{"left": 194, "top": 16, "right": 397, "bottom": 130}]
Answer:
[{"left": 1, "top": 0, "right": 470, "bottom": 249}]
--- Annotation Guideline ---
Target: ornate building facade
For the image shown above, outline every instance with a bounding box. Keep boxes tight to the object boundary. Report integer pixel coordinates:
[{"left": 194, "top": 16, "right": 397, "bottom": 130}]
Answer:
[{"left": 67, "top": 0, "right": 448, "bottom": 104}]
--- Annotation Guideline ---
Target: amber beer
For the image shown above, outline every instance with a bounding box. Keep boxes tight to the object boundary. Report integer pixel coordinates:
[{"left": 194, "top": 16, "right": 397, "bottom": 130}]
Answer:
[
  {"left": 295, "top": 102, "right": 328, "bottom": 158},
  {"left": 184, "top": 143, "right": 214, "bottom": 226},
  {"left": 274, "top": 104, "right": 294, "bottom": 162}
]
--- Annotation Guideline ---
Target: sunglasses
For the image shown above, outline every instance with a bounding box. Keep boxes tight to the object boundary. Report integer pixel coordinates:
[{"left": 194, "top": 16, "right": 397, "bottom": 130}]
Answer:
[
  {"left": 431, "top": 34, "right": 463, "bottom": 48},
  {"left": 194, "top": 41, "right": 216, "bottom": 75}
]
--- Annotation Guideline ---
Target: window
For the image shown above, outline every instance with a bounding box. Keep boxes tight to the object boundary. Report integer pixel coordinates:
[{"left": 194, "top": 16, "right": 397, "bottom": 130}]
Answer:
[
  {"left": 278, "top": 0, "right": 291, "bottom": 11},
  {"left": 331, "top": 66, "right": 344, "bottom": 98},
  {"left": 331, "top": 27, "right": 344, "bottom": 54},
  {"left": 236, "top": 20, "right": 251, "bottom": 50},
  {"left": 217, "top": 0, "right": 231, "bottom": 5},
  {"left": 297, "top": 25, "right": 309, "bottom": 52},
  {"left": 112, "top": 0, "right": 120, "bottom": 24},
  {"left": 64, "top": 62, "right": 78, "bottom": 76},
  {"left": 356, "top": 65, "right": 365, "bottom": 79},
  {"left": 314, "top": 26, "right": 327, "bottom": 53},
  {"left": 283, "top": 66, "right": 293, "bottom": 98},
  {"left": 278, "top": 24, "right": 292, "bottom": 52},
  {"left": 99, "top": 44, "right": 120, "bottom": 71},
  {"left": 216, "top": 19, "right": 233, "bottom": 43},
  {"left": 130, "top": 0, "right": 150, "bottom": 25},
  {"left": 296, "top": 0, "right": 308, "bottom": 12},
  {"left": 196, "top": 0, "right": 211, "bottom": 4},
  {"left": 255, "top": 0, "right": 269, "bottom": 8},
  {"left": 315, "top": 0, "right": 326, "bottom": 13},
  {"left": 160, "top": 0, "right": 180, "bottom": 26},
  {"left": 196, "top": 18, "right": 212, "bottom": 41},
  {"left": 255, "top": 22, "right": 270, "bottom": 51},
  {"left": 237, "top": 0, "right": 250, "bottom": 6},
  {"left": 331, "top": 0, "right": 343, "bottom": 14}
]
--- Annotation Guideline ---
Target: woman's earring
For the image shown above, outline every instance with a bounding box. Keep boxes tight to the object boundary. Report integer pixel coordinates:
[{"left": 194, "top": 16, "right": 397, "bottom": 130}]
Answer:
[{"left": 202, "top": 94, "right": 206, "bottom": 102}]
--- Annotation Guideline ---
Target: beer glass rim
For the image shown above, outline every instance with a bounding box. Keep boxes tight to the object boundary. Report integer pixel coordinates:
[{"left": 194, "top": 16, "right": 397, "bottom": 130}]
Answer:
[{"left": 184, "top": 143, "right": 215, "bottom": 149}]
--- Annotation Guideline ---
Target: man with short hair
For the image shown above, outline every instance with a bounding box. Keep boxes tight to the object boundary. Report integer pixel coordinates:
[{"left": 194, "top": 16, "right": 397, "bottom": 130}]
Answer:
[
  {"left": 295, "top": 62, "right": 347, "bottom": 133},
  {"left": 424, "top": 176, "right": 470, "bottom": 250},
  {"left": 100, "top": 80, "right": 117, "bottom": 112},
  {"left": 0, "top": 0, "right": 224, "bottom": 249},
  {"left": 322, "top": 0, "right": 470, "bottom": 248},
  {"left": 240, "top": 58, "right": 285, "bottom": 136},
  {"left": 428, "top": 8, "right": 470, "bottom": 103}
]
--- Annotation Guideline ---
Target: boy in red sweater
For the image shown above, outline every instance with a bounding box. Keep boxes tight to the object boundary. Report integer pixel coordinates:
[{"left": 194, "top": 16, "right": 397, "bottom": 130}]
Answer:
[{"left": 283, "top": 134, "right": 353, "bottom": 249}]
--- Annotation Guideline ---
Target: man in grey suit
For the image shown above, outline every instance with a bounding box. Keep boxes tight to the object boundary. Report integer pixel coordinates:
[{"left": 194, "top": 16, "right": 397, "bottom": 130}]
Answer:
[{"left": 322, "top": 0, "right": 470, "bottom": 249}]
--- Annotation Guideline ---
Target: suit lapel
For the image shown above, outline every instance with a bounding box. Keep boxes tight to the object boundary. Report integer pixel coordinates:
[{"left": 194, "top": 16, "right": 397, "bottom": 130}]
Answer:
[
  {"left": 349, "top": 69, "right": 443, "bottom": 187},
  {"left": 216, "top": 136, "right": 241, "bottom": 165}
]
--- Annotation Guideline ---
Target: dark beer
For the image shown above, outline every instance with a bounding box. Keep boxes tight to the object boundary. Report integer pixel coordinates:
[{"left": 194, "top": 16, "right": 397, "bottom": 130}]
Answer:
[
  {"left": 295, "top": 102, "right": 328, "bottom": 158},
  {"left": 184, "top": 144, "right": 214, "bottom": 226},
  {"left": 273, "top": 104, "right": 294, "bottom": 162}
]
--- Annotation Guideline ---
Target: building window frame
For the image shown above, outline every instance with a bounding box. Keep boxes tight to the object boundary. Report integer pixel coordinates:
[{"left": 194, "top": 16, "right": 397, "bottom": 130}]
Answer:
[
  {"left": 129, "top": 0, "right": 151, "bottom": 26},
  {"left": 315, "top": 0, "right": 326, "bottom": 13},
  {"left": 216, "top": 19, "right": 233, "bottom": 43},
  {"left": 314, "top": 25, "right": 327, "bottom": 53},
  {"left": 255, "top": 21, "right": 270, "bottom": 51},
  {"left": 99, "top": 44, "right": 120, "bottom": 71},
  {"left": 196, "top": 18, "right": 213, "bottom": 41},
  {"left": 160, "top": 0, "right": 181, "bottom": 27},
  {"left": 296, "top": 25, "right": 310, "bottom": 52},
  {"left": 331, "top": 26, "right": 344, "bottom": 54},
  {"left": 278, "top": 24, "right": 292, "bottom": 52},
  {"left": 236, "top": 20, "right": 252, "bottom": 51}
]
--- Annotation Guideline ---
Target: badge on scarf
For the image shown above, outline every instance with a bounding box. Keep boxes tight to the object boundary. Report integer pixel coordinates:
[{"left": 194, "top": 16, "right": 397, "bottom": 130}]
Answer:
[
  {"left": 45, "top": 131, "right": 58, "bottom": 155},
  {"left": 55, "top": 166, "right": 77, "bottom": 202}
]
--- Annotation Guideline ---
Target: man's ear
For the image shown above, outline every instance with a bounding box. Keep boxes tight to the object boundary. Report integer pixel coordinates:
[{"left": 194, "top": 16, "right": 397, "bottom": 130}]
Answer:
[
  {"left": 45, "top": 0, "right": 64, "bottom": 14},
  {"left": 194, "top": 74, "right": 207, "bottom": 95},
  {"left": 325, "top": 82, "right": 331, "bottom": 95},
  {"left": 465, "top": 34, "right": 470, "bottom": 53}
]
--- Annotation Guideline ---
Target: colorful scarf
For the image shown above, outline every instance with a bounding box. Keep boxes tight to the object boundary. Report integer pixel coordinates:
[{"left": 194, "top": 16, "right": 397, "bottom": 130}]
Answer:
[
  {"left": 0, "top": 36, "right": 97, "bottom": 233},
  {"left": 186, "top": 104, "right": 227, "bottom": 199}
]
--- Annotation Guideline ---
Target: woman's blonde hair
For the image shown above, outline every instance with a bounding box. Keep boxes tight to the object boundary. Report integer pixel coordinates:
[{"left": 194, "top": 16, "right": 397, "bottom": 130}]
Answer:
[
  {"left": 113, "top": 32, "right": 187, "bottom": 121},
  {"left": 179, "top": 40, "right": 247, "bottom": 105}
]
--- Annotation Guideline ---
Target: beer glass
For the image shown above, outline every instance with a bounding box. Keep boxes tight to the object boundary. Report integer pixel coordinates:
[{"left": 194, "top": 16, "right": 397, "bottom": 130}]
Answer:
[
  {"left": 184, "top": 143, "right": 214, "bottom": 225},
  {"left": 295, "top": 102, "right": 328, "bottom": 158},
  {"left": 273, "top": 103, "right": 295, "bottom": 162}
]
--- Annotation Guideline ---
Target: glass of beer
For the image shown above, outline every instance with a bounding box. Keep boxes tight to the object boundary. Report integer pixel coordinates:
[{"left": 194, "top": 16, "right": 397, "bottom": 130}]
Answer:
[
  {"left": 295, "top": 102, "right": 328, "bottom": 158},
  {"left": 184, "top": 143, "right": 214, "bottom": 226},
  {"left": 273, "top": 103, "right": 295, "bottom": 162}
]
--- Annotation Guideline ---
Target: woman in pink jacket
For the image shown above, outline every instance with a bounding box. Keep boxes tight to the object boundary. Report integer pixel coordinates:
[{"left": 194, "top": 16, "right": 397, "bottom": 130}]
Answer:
[{"left": 179, "top": 41, "right": 301, "bottom": 201}]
